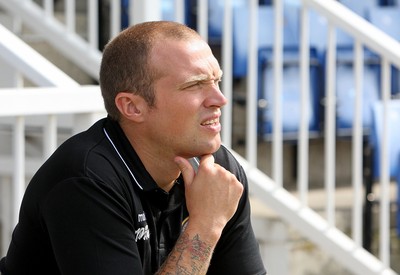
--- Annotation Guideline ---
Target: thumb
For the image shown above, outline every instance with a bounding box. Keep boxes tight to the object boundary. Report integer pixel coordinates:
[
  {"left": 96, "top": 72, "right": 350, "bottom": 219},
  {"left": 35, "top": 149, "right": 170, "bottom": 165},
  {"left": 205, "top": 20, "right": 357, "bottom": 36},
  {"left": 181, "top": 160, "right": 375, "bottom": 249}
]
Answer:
[{"left": 174, "top": 156, "right": 195, "bottom": 187}]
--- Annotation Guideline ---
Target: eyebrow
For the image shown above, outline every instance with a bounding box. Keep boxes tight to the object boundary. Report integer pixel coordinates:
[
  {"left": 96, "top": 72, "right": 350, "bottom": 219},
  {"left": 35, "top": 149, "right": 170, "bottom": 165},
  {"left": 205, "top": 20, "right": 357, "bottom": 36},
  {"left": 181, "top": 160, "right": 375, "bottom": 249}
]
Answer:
[{"left": 177, "top": 70, "right": 223, "bottom": 90}]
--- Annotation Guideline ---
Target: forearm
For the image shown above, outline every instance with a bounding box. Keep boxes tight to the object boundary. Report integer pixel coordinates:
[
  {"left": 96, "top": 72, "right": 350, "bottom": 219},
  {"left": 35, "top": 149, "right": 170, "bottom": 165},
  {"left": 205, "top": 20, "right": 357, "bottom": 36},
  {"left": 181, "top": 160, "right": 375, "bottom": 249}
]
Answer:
[{"left": 155, "top": 225, "right": 218, "bottom": 275}]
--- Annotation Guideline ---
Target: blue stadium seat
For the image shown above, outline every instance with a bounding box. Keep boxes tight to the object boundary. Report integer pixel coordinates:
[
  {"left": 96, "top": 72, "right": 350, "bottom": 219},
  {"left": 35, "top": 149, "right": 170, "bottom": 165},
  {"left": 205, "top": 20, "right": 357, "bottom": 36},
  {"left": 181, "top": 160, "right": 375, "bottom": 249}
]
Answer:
[
  {"left": 232, "top": 5, "right": 299, "bottom": 77},
  {"left": 208, "top": 0, "right": 247, "bottom": 44},
  {"left": 335, "top": 62, "right": 380, "bottom": 134},
  {"left": 258, "top": 47, "right": 321, "bottom": 139},
  {"left": 397, "top": 155, "right": 400, "bottom": 236},
  {"left": 161, "top": 0, "right": 175, "bottom": 21},
  {"left": 334, "top": 40, "right": 381, "bottom": 135},
  {"left": 368, "top": 6, "right": 400, "bottom": 38},
  {"left": 208, "top": 0, "right": 275, "bottom": 44},
  {"left": 233, "top": 3, "right": 321, "bottom": 139},
  {"left": 339, "top": 0, "right": 378, "bottom": 18},
  {"left": 121, "top": 0, "right": 129, "bottom": 29},
  {"left": 379, "top": 0, "right": 398, "bottom": 6},
  {"left": 309, "top": 10, "right": 328, "bottom": 55},
  {"left": 309, "top": 9, "right": 355, "bottom": 111},
  {"left": 311, "top": 5, "right": 381, "bottom": 136},
  {"left": 120, "top": 0, "right": 192, "bottom": 28},
  {"left": 368, "top": 5, "right": 400, "bottom": 95}
]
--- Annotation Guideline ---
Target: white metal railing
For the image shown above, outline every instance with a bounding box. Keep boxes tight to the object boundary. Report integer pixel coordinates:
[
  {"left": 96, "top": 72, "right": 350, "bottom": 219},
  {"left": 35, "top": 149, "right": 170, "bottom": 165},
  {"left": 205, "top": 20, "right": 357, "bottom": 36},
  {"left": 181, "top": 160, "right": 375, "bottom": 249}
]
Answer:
[
  {"left": 0, "top": 24, "right": 79, "bottom": 87},
  {"left": 0, "top": 0, "right": 400, "bottom": 274},
  {"left": 0, "top": 86, "right": 105, "bottom": 254},
  {"left": 0, "top": 0, "right": 102, "bottom": 79},
  {"left": 300, "top": 0, "right": 400, "bottom": 268},
  {"left": 0, "top": 86, "right": 106, "bottom": 209}
]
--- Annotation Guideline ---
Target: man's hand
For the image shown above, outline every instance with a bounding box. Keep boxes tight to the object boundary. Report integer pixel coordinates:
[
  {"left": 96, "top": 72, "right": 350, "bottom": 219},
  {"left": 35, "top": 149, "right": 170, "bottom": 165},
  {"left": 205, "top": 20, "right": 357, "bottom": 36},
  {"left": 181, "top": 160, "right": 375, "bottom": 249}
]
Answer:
[
  {"left": 155, "top": 154, "right": 243, "bottom": 275},
  {"left": 175, "top": 154, "right": 244, "bottom": 239}
]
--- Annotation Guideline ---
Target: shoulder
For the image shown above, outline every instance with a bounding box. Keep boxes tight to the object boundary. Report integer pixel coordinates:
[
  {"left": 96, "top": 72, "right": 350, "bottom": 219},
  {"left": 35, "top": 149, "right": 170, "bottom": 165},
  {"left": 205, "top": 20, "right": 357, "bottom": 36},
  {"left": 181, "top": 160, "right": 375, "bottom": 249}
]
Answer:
[
  {"left": 213, "top": 144, "right": 238, "bottom": 167},
  {"left": 28, "top": 118, "right": 130, "bottom": 196},
  {"left": 213, "top": 145, "right": 246, "bottom": 183}
]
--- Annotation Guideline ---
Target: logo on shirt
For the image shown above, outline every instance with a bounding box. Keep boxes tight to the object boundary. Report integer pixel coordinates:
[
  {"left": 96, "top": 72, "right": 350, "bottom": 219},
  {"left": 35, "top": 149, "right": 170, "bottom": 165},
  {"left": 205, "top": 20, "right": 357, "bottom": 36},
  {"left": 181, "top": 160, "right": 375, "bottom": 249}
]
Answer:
[
  {"left": 135, "top": 212, "right": 150, "bottom": 242},
  {"left": 138, "top": 212, "right": 147, "bottom": 222},
  {"left": 135, "top": 225, "right": 150, "bottom": 242}
]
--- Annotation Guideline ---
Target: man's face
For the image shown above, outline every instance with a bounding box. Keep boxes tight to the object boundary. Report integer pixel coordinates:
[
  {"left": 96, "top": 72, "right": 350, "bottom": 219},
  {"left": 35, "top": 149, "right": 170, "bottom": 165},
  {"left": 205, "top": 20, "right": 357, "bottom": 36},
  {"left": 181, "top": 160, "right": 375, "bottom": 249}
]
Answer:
[{"left": 144, "top": 38, "right": 227, "bottom": 159}]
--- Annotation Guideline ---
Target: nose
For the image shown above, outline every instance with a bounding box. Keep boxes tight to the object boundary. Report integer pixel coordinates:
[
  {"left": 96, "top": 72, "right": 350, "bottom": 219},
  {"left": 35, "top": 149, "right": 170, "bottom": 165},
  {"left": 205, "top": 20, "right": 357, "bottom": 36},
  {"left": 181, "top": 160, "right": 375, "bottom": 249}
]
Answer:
[{"left": 205, "top": 84, "right": 228, "bottom": 108}]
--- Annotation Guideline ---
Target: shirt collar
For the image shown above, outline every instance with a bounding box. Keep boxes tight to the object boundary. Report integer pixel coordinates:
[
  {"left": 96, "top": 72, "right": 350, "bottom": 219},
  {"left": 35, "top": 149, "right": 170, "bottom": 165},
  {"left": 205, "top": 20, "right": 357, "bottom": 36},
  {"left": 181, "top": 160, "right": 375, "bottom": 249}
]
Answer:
[{"left": 103, "top": 117, "right": 161, "bottom": 192}]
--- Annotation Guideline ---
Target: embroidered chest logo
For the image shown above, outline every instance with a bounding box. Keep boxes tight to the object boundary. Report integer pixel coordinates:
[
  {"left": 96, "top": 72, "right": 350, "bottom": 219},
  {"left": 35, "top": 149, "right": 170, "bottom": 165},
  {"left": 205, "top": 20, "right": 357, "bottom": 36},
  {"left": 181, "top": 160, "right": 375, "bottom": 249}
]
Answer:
[
  {"left": 135, "top": 212, "right": 150, "bottom": 242},
  {"left": 138, "top": 212, "right": 146, "bottom": 222}
]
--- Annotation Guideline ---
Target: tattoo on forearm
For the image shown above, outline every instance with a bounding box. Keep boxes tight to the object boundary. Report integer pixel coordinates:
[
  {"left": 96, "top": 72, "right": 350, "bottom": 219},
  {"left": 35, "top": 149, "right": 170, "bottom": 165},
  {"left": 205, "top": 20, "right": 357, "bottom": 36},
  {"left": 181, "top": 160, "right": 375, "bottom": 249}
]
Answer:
[{"left": 156, "top": 232, "right": 213, "bottom": 274}]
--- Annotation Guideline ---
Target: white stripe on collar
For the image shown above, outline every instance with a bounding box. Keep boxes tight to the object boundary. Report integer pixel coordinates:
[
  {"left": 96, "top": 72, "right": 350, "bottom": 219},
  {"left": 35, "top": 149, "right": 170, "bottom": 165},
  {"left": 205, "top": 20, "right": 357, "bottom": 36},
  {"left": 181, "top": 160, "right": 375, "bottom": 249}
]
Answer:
[{"left": 103, "top": 127, "right": 143, "bottom": 190}]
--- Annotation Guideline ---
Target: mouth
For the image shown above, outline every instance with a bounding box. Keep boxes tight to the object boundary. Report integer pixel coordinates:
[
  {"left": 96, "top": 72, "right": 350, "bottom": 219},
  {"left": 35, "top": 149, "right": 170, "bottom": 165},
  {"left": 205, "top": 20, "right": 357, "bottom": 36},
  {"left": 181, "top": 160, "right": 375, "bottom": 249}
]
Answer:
[{"left": 201, "top": 117, "right": 219, "bottom": 126}]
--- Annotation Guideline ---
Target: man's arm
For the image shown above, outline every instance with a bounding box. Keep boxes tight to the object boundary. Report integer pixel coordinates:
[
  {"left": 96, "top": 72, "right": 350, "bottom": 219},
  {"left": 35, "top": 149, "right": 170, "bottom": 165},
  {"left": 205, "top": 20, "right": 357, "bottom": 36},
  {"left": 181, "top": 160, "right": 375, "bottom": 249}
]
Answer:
[
  {"left": 156, "top": 230, "right": 213, "bottom": 274},
  {"left": 156, "top": 154, "right": 243, "bottom": 274}
]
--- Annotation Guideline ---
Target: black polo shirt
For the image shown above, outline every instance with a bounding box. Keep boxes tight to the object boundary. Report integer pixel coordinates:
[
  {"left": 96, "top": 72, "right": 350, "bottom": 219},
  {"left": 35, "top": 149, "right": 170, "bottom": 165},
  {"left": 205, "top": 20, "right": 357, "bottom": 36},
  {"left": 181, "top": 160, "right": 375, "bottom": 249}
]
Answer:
[{"left": 0, "top": 117, "right": 266, "bottom": 275}]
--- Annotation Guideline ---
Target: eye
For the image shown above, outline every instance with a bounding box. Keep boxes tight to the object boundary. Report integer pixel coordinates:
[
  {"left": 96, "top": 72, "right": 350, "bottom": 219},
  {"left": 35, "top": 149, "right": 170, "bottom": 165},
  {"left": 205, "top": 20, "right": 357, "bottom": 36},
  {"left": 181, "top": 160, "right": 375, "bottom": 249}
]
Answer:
[
  {"left": 189, "top": 82, "right": 202, "bottom": 88},
  {"left": 182, "top": 81, "right": 203, "bottom": 90},
  {"left": 214, "top": 78, "right": 222, "bottom": 87}
]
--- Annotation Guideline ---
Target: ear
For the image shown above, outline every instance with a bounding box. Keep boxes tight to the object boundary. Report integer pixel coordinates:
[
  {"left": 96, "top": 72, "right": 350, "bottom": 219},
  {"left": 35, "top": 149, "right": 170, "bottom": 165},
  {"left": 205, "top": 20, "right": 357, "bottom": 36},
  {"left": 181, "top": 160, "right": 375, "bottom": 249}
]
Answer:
[{"left": 115, "top": 92, "right": 147, "bottom": 122}]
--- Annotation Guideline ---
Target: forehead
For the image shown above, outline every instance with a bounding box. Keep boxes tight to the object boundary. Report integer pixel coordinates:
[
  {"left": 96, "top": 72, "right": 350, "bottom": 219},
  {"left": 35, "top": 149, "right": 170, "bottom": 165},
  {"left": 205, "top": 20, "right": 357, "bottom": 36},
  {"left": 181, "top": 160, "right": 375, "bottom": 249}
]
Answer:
[{"left": 150, "top": 38, "right": 221, "bottom": 81}]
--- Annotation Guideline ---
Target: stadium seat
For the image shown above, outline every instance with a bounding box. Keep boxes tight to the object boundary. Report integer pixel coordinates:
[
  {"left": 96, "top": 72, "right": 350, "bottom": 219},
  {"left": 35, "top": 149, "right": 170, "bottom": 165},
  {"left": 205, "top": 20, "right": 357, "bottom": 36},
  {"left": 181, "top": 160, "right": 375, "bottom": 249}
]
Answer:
[
  {"left": 309, "top": 10, "right": 328, "bottom": 55},
  {"left": 161, "top": 0, "right": 175, "bottom": 21},
  {"left": 208, "top": 0, "right": 247, "bottom": 44},
  {"left": 379, "top": 0, "right": 398, "bottom": 6},
  {"left": 368, "top": 5, "right": 400, "bottom": 95},
  {"left": 231, "top": 4, "right": 321, "bottom": 139},
  {"left": 397, "top": 155, "right": 400, "bottom": 236},
  {"left": 121, "top": 0, "right": 129, "bottom": 29},
  {"left": 311, "top": 5, "right": 381, "bottom": 136},
  {"left": 370, "top": 100, "right": 400, "bottom": 180},
  {"left": 232, "top": 5, "right": 299, "bottom": 77},
  {"left": 334, "top": 39, "right": 381, "bottom": 135},
  {"left": 339, "top": 0, "right": 378, "bottom": 18},
  {"left": 120, "top": 0, "right": 192, "bottom": 28},
  {"left": 258, "top": 47, "right": 321, "bottom": 139},
  {"left": 208, "top": 0, "right": 275, "bottom": 44},
  {"left": 335, "top": 62, "right": 380, "bottom": 135},
  {"left": 367, "top": 6, "right": 400, "bottom": 38}
]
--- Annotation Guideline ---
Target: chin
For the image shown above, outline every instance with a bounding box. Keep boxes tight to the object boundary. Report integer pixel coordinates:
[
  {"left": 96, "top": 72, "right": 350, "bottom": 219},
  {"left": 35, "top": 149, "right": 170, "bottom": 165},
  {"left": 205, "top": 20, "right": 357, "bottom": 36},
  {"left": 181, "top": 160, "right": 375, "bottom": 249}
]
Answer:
[
  {"left": 186, "top": 136, "right": 221, "bottom": 156},
  {"left": 202, "top": 140, "right": 221, "bottom": 155}
]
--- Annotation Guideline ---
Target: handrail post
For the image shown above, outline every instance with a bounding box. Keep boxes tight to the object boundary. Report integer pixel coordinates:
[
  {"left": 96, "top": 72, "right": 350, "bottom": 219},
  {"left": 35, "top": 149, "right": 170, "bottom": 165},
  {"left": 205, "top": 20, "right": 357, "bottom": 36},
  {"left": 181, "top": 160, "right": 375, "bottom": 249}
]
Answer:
[
  {"left": 352, "top": 40, "right": 364, "bottom": 246},
  {"left": 272, "top": 0, "right": 283, "bottom": 186},
  {"left": 379, "top": 57, "right": 391, "bottom": 268},
  {"left": 325, "top": 22, "right": 336, "bottom": 227},
  {"left": 246, "top": 0, "right": 258, "bottom": 167},
  {"left": 222, "top": 0, "right": 233, "bottom": 148},
  {"left": 299, "top": 4, "right": 310, "bottom": 205},
  {"left": 12, "top": 116, "right": 25, "bottom": 227}
]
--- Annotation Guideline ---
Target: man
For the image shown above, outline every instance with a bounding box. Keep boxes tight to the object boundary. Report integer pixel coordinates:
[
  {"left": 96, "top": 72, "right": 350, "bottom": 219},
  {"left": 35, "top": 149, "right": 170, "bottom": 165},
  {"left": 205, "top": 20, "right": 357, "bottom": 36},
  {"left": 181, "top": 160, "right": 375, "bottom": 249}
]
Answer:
[{"left": 0, "top": 21, "right": 266, "bottom": 274}]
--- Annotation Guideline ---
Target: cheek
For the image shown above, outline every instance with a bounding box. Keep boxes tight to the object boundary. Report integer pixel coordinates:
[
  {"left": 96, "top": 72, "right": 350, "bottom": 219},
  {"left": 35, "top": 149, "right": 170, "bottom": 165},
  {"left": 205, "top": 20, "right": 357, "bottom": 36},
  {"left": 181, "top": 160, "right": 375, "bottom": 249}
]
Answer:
[
  {"left": 161, "top": 95, "right": 200, "bottom": 118},
  {"left": 155, "top": 100, "right": 197, "bottom": 130},
  {"left": 154, "top": 90, "right": 203, "bottom": 130}
]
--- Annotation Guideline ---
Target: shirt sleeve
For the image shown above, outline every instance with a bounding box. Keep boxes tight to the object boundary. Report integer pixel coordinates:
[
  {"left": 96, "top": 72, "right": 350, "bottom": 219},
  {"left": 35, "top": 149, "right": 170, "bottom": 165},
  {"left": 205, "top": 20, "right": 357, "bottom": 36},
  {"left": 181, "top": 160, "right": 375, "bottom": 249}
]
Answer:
[
  {"left": 209, "top": 147, "right": 267, "bottom": 275},
  {"left": 42, "top": 177, "right": 144, "bottom": 275}
]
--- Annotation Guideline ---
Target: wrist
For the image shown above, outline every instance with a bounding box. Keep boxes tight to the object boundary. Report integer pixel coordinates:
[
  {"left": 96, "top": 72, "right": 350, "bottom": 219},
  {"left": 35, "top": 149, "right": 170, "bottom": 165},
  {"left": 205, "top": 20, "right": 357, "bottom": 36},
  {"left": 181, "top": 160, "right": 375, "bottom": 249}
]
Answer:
[{"left": 184, "top": 218, "right": 224, "bottom": 246}]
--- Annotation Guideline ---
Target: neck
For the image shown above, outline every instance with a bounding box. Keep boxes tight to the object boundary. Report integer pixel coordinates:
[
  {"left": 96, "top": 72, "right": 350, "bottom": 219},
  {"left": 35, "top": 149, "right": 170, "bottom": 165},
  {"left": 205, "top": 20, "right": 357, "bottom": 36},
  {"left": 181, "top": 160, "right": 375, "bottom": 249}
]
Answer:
[
  {"left": 119, "top": 122, "right": 181, "bottom": 192},
  {"left": 137, "top": 148, "right": 181, "bottom": 192}
]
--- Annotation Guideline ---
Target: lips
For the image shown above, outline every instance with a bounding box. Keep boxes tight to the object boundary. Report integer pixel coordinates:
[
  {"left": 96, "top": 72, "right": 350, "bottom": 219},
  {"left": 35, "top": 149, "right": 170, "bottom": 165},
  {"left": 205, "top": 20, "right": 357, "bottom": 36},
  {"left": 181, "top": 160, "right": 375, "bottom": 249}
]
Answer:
[{"left": 201, "top": 118, "right": 219, "bottom": 126}]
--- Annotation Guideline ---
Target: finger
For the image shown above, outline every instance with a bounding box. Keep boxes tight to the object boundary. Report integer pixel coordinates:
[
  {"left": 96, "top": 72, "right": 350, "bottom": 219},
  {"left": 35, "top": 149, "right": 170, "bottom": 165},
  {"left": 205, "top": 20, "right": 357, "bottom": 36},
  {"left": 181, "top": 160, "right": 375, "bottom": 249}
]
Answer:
[
  {"left": 174, "top": 156, "right": 195, "bottom": 187},
  {"left": 199, "top": 154, "right": 215, "bottom": 168}
]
